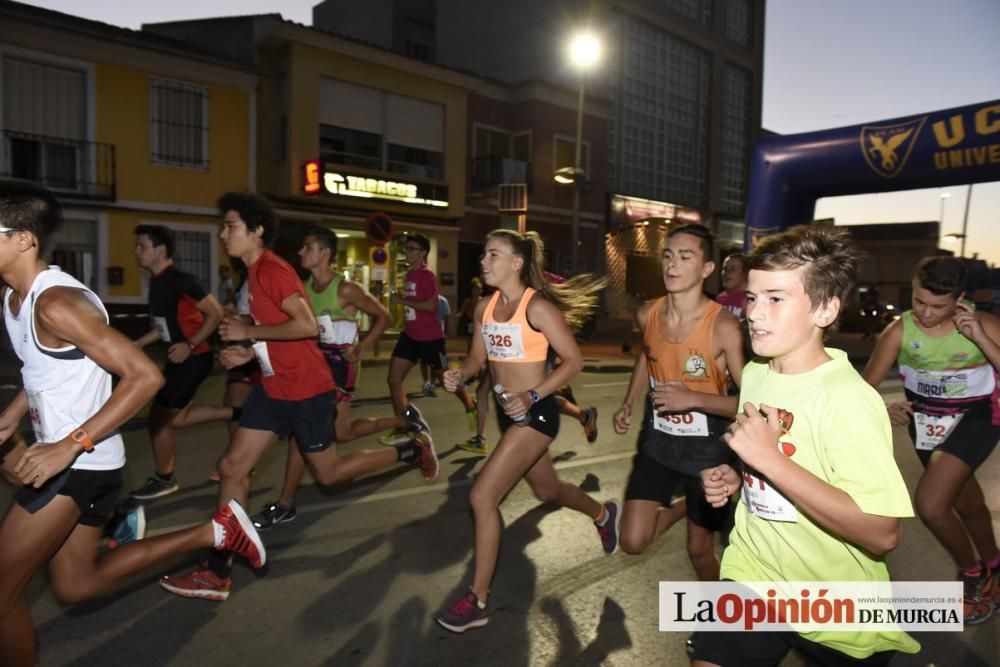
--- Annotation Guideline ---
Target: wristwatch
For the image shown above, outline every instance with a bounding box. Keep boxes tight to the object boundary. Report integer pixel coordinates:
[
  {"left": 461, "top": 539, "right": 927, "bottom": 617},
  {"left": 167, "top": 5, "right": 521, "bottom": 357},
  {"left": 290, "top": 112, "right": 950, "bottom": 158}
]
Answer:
[
  {"left": 71, "top": 428, "right": 94, "bottom": 451},
  {"left": 528, "top": 389, "right": 541, "bottom": 405}
]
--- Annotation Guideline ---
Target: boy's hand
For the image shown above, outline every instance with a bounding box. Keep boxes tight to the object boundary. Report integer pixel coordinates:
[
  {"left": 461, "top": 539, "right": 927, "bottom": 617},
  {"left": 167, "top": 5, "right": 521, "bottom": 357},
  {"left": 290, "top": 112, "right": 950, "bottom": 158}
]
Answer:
[
  {"left": 701, "top": 464, "right": 739, "bottom": 508},
  {"left": 442, "top": 369, "right": 463, "bottom": 392},
  {"left": 219, "top": 345, "right": 254, "bottom": 369},
  {"left": 953, "top": 301, "right": 984, "bottom": 343},
  {"left": 887, "top": 401, "right": 913, "bottom": 426},
  {"left": 219, "top": 315, "right": 250, "bottom": 342},
  {"left": 723, "top": 403, "right": 783, "bottom": 472},
  {"left": 652, "top": 381, "right": 699, "bottom": 412},
  {"left": 613, "top": 404, "right": 632, "bottom": 434}
]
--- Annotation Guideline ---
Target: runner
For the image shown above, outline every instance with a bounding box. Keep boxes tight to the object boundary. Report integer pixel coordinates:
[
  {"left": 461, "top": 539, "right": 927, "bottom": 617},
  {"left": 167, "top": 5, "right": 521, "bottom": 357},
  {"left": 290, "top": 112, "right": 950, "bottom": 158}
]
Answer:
[
  {"left": 129, "top": 224, "right": 224, "bottom": 499},
  {"left": 419, "top": 291, "right": 452, "bottom": 397},
  {"left": 612, "top": 224, "right": 744, "bottom": 575},
  {"left": 434, "top": 229, "right": 618, "bottom": 633},
  {"left": 380, "top": 233, "right": 475, "bottom": 445},
  {"left": 457, "top": 277, "right": 492, "bottom": 454},
  {"left": 250, "top": 225, "right": 431, "bottom": 530},
  {"left": 862, "top": 256, "right": 1000, "bottom": 623},
  {"left": 161, "top": 193, "right": 438, "bottom": 601},
  {"left": 695, "top": 225, "right": 918, "bottom": 665},
  {"left": 715, "top": 253, "right": 747, "bottom": 319},
  {"left": 0, "top": 180, "right": 264, "bottom": 665}
]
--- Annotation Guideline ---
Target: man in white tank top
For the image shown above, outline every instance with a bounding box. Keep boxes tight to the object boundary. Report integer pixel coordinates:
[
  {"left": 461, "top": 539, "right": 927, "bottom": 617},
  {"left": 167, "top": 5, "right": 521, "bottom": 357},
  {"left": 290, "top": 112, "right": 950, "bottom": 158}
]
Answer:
[{"left": 0, "top": 180, "right": 266, "bottom": 665}]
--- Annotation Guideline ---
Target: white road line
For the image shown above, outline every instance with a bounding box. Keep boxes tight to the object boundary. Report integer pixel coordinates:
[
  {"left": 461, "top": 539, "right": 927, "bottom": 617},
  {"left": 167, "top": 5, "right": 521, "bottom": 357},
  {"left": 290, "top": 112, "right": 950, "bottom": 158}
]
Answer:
[{"left": 147, "top": 450, "right": 637, "bottom": 538}]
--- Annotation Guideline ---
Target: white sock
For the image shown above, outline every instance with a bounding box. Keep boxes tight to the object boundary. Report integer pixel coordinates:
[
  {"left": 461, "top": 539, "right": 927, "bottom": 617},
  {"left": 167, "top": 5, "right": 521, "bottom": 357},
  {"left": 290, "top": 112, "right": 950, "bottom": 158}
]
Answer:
[{"left": 212, "top": 520, "right": 226, "bottom": 548}]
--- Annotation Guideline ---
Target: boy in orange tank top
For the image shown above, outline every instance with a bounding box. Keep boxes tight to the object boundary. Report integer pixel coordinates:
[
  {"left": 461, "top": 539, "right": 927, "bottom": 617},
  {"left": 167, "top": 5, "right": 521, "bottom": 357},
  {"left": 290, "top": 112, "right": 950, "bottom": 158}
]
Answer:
[{"left": 613, "top": 224, "right": 745, "bottom": 580}]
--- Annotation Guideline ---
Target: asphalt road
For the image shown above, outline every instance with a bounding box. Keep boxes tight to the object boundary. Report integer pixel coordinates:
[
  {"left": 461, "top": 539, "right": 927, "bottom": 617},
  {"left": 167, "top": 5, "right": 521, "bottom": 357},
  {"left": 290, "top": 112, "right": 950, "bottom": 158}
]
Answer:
[{"left": 3, "top": 370, "right": 998, "bottom": 666}]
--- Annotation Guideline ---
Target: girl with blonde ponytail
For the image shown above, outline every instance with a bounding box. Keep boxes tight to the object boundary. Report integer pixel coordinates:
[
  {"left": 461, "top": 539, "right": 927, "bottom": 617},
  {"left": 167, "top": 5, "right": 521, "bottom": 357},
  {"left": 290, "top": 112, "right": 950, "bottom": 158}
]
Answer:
[{"left": 435, "top": 229, "right": 620, "bottom": 633}]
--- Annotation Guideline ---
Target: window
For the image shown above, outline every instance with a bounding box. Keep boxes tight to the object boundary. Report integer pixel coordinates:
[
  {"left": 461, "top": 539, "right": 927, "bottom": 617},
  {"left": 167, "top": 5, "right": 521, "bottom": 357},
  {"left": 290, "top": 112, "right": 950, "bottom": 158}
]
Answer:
[
  {"left": 150, "top": 78, "right": 209, "bottom": 168},
  {"left": 725, "top": 0, "right": 754, "bottom": 47},
  {"left": 474, "top": 126, "right": 511, "bottom": 158},
  {"left": 554, "top": 136, "right": 590, "bottom": 174},
  {"left": 720, "top": 65, "right": 751, "bottom": 215},
  {"left": 512, "top": 132, "right": 531, "bottom": 162},
  {"left": 386, "top": 143, "right": 443, "bottom": 180},
  {"left": 173, "top": 229, "right": 213, "bottom": 288},
  {"left": 320, "top": 124, "right": 382, "bottom": 170},
  {"left": 662, "top": 0, "right": 711, "bottom": 25},
  {"left": 51, "top": 217, "right": 98, "bottom": 289}
]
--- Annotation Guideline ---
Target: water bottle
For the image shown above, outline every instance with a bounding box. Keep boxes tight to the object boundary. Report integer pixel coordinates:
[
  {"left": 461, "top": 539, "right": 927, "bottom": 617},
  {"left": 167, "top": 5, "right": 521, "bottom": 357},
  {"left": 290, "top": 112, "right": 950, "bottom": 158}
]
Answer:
[{"left": 494, "top": 384, "right": 532, "bottom": 427}]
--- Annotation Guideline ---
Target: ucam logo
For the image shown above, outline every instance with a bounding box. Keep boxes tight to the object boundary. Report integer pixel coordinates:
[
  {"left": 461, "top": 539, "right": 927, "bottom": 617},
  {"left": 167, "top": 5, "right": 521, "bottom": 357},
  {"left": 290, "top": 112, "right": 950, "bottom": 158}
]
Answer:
[{"left": 860, "top": 116, "right": 926, "bottom": 178}]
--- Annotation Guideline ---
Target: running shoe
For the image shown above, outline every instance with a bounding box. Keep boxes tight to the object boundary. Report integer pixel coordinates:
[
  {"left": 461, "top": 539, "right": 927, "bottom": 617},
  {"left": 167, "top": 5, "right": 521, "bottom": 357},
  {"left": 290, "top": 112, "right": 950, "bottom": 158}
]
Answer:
[
  {"left": 596, "top": 499, "right": 622, "bottom": 555},
  {"left": 422, "top": 381, "right": 438, "bottom": 397},
  {"left": 412, "top": 431, "right": 439, "bottom": 481},
  {"left": 213, "top": 499, "right": 266, "bottom": 568},
  {"left": 457, "top": 435, "right": 488, "bottom": 455},
  {"left": 105, "top": 501, "right": 146, "bottom": 549},
  {"left": 251, "top": 501, "right": 297, "bottom": 531},
  {"left": 160, "top": 566, "right": 232, "bottom": 602},
  {"left": 435, "top": 590, "right": 489, "bottom": 633},
  {"left": 962, "top": 565, "right": 997, "bottom": 624},
  {"left": 403, "top": 403, "right": 431, "bottom": 436},
  {"left": 378, "top": 428, "right": 412, "bottom": 446},
  {"left": 582, "top": 406, "right": 599, "bottom": 444},
  {"left": 130, "top": 475, "right": 179, "bottom": 500}
]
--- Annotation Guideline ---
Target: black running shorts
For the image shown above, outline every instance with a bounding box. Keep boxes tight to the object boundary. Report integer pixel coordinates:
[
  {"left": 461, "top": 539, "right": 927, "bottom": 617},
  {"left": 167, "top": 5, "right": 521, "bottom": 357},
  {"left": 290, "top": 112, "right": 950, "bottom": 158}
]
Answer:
[
  {"left": 495, "top": 393, "right": 560, "bottom": 439},
  {"left": 16, "top": 467, "right": 123, "bottom": 527},
  {"left": 391, "top": 332, "right": 447, "bottom": 370},
  {"left": 624, "top": 453, "right": 732, "bottom": 533},
  {"left": 239, "top": 384, "right": 336, "bottom": 453},
  {"left": 155, "top": 352, "right": 214, "bottom": 409}
]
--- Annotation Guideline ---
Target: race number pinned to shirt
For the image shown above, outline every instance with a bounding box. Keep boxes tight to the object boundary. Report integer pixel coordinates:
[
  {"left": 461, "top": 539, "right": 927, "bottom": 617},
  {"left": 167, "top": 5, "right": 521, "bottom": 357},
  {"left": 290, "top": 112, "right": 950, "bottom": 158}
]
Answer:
[
  {"left": 741, "top": 468, "right": 799, "bottom": 523},
  {"left": 914, "top": 412, "right": 964, "bottom": 451},
  {"left": 404, "top": 305, "right": 416, "bottom": 321},
  {"left": 482, "top": 321, "right": 527, "bottom": 361},
  {"left": 251, "top": 341, "right": 275, "bottom": 377},
  {"left": 317, "top": 314, "right": 359, "bottom": 346},
  {"left": 25, "top": 387, "right": 54, "bottom": 443},
  {"left": 649, "top": 379, "right": 709, "bottom": 436},
  {"left": 151, "top": 316, "right": 171, "bottom": 343}
]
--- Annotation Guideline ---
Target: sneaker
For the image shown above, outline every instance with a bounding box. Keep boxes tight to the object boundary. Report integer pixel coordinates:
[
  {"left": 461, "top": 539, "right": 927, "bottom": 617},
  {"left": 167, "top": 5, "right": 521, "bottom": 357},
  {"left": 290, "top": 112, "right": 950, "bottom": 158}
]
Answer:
[
  {"left": 961, "top": 565, "right": 997, "bottom": 624},
  {"left": 403, "top": 403, "right": 431, "bottom": 436},
  {"left": 422, "top": 381, "right": 438, "bottom": 397},
  {"left": 596, "top": 499, "right": 622, "bottom": 555},
  {"left": 251, "top": 501, "right": 297, "bottom": 531},
  {"left": 458, "top": 435, "right": 488, "bottom": 455},
  {"left": 160, "top": 566, "right": 232, "bottom": 602},
  {"left": 379, "top": 428, "right": 412, "bottom": 446},
  {"left": 582, "top": 406, "right": 599, "bottom": 444},
  {"left": 465, "top": 408, "right": 477, "bottom": 433},
  {"left": 213, "top": 499, "right": 267, "bottom": 568},
  {"left": 130, "top": 475, "right": 179, "bottom": 500},
  {"left": 106, "top": 501, "right": 146, "bottom": 549},
  {"left": 435, "top": 590, "right": 489, "bottom": 633},
  {"left": 412, "top": 431, "right": 439, "bottom": 481}
]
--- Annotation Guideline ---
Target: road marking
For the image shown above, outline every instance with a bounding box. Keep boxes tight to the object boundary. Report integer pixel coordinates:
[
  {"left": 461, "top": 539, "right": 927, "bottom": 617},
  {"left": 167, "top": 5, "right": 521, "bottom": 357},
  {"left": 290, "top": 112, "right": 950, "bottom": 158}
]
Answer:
[{"left": 146, "top": 450, "right": 636, "bottom": 537}]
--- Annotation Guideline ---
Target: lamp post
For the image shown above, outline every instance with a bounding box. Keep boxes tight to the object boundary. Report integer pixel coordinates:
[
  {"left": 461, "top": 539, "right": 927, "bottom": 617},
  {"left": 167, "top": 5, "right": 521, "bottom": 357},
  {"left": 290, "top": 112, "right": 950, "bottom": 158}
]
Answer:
[
  {"left": 959, "top": 183, "right": 973, "bottom": 259},
  {"left": 938, "top": 191, "right": 951, "bottom": 226},
  {"left": 564, "top": 31, "right": 601, "bottom": 273}
]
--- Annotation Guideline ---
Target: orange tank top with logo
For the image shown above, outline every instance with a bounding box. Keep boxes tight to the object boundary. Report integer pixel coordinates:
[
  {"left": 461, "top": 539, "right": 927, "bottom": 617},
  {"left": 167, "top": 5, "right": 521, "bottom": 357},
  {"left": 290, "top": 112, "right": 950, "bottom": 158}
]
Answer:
[
  {"left": 482, "top": 287, "right": 549, "bottom": 363},
  {"left": 643, "top": 297, "right": 726, "bottom": 395}
]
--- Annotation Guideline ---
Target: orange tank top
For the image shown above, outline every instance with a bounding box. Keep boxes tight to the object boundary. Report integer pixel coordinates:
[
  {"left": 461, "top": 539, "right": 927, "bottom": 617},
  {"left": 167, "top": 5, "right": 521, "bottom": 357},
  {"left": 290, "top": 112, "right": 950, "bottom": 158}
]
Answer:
[
  {"left": 643, "top": 297, "right": 726, "bottom": 395},
  {"left": 481, "top": 287, "right": 549, "bottom": 363}
]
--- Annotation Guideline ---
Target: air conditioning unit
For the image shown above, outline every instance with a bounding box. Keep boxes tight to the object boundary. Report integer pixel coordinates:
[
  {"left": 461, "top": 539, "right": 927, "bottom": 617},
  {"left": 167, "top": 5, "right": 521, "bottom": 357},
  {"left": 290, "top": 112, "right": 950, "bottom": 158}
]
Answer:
[{"left": 497, "top": 183, "right": 528, "bottom": 213}]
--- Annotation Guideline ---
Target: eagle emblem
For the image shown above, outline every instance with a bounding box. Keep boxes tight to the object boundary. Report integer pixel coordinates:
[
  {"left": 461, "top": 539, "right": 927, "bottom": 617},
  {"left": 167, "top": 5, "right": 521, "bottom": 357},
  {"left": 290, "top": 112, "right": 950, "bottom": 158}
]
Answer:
[{"left": 860, "top": 117, "right": 926, "bottom": 178}]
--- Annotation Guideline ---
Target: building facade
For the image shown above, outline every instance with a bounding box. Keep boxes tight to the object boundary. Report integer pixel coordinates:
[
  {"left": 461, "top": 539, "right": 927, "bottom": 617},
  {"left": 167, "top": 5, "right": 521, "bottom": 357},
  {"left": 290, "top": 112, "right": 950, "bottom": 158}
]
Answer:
[{"left": 0, "top": 2, "right": 256, "bottom": 324}]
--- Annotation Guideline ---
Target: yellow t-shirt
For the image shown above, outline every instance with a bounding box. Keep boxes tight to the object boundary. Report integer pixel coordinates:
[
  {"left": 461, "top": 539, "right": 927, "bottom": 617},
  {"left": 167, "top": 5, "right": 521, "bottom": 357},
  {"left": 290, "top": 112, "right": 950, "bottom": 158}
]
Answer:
[{"left": 722, "top": 349, "right": 920, "bottom": 658}]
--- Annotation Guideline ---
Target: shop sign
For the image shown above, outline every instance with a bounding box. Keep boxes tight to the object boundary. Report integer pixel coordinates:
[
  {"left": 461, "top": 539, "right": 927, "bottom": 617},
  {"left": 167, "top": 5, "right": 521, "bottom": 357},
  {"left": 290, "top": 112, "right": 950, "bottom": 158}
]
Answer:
[{"left": 303, "top": 160, "right": 449, "bottom": 208}]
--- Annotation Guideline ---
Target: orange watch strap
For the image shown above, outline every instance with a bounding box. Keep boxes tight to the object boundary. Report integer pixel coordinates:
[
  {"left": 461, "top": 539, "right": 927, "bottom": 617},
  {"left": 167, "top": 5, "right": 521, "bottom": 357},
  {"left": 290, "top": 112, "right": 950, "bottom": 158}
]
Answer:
[{"left": 71, "top": 428, "right": 94, "bottom": 451}]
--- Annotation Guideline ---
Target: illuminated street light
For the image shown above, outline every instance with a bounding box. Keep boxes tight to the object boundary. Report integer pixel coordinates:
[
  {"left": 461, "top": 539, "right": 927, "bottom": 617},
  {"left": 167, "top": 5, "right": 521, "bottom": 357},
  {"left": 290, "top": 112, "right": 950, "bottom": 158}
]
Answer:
[{"left": 568, "top": 32, "right": 601, "bottom": 70}]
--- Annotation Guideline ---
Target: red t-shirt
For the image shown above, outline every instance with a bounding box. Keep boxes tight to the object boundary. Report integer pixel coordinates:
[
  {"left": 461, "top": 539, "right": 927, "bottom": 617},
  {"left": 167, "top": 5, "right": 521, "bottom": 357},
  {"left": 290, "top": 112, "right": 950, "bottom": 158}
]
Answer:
[
  {"left": 716, "top": 290, "right": 747, "bottom": 320},
  {"left": 403, "top": 265, "right": 443, "bottom": 342},
  {"left": 249, "top": 250, "right": 334, "bottom": 400}
]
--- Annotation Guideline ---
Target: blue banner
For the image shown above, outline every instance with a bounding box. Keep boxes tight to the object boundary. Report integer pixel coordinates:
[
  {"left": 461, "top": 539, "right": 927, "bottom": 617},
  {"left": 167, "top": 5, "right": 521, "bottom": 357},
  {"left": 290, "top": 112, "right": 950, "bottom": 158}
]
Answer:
[{"left": 745, "top": 99, "right": 1000, "bottom": 249}]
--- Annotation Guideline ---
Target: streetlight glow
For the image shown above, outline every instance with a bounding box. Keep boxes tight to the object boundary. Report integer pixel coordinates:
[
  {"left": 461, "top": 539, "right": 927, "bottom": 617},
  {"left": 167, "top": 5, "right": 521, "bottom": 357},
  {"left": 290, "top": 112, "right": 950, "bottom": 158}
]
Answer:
[{"left": 568, "top": 32, "right": 601, "bottom": 69}]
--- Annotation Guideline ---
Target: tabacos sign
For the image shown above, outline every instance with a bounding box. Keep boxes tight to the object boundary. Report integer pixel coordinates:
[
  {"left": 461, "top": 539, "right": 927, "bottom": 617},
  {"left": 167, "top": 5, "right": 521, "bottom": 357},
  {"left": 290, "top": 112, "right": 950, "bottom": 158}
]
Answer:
[{"left": 302, "top": 160, "right": 449, "bottom": 208}]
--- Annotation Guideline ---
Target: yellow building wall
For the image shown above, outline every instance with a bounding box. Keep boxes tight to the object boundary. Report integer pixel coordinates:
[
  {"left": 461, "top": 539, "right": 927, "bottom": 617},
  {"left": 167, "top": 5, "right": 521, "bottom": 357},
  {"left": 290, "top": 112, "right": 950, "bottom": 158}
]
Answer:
[
  {"left": 95, "top": 62, "right": 252, "bottom": 207},
  {"left": 270, "top": 42, "right": 467, "bottom": 220}
]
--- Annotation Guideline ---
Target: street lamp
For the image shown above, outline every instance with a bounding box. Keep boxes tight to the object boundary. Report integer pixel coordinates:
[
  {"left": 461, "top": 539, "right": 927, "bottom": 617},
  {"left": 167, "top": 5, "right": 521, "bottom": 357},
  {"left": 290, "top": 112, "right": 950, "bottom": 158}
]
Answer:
[
  {"left": 560, "top": 31, "right": 601, "bottom": 273},
  {"left": 938, "top": 191, "right": 951, "bottom": 225}
]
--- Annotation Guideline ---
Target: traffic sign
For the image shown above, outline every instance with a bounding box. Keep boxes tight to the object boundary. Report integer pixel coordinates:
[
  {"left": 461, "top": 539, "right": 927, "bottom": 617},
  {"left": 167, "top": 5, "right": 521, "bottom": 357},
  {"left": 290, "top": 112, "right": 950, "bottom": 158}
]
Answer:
[{"left": 365, "top": 212, "right": 394, "bottom": 245}]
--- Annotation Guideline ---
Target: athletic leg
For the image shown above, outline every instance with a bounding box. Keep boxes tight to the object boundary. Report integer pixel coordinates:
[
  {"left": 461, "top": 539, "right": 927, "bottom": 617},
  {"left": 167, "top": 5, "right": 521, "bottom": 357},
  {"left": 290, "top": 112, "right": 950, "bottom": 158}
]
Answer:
[
  {"left": 953, "top": 476, "right": 999, "bottom": 564},
  {"left": 914, "top": 451, "right": 979, "bottom": 568},
  {"left": 388, "top": 357, "right": 415, "bottom": 415}
]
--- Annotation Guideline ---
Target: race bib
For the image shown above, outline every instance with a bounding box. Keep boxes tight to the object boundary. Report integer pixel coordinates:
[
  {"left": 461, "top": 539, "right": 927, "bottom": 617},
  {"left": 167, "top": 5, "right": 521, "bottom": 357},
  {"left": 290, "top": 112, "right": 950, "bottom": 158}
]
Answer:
[
  {"left": 25, "top": 387, "right": 55, "bottom": 443},
  {"left": 482, "top": 321, "right": 526, "bottom": 360},
  {"left": 649, "top": 379, "right": 709, "bottom": 436},
  {"left": 404, "top": 306, "right": 416, "bottom": 321},
  {"left": 317, "top": 314, "right": 358, "bottom": 346},
  {"left": 251, "top": 341, "right": 275, "bottom": 377},
  {"left": 151, "top": 316, "right": 171, "bottom": 343},
  {"left": 914, "top": 412, "right": 963, "bottom": 451},
  {"left": 741, "top": 468, "right": 798, "bottom": 522}
]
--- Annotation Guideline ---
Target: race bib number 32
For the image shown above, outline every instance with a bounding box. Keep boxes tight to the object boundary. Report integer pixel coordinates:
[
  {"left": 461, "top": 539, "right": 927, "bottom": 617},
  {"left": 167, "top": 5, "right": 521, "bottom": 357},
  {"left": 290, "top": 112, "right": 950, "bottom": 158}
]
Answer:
[{"left": 914, "top": 412, "right": 963, "bottom": 451}]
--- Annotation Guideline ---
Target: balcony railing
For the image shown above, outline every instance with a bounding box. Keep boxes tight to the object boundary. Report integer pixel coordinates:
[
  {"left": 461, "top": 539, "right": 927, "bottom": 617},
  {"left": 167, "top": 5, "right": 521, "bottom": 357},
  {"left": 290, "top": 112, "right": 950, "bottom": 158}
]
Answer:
[
  {"left": 0, "top": 129, "right": 116, "bottom": 201},
  {"left": 470, "top": 155, "right": 532, "bottom": 193}
]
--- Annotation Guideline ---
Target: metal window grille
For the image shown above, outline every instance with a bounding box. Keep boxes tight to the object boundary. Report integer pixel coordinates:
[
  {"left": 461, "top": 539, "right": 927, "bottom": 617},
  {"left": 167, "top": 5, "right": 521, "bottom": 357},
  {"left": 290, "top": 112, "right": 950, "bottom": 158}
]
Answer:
[
  {"left": 173, "top": 230, "right": 212, "bottom": 289},
  {"left": 498, "top": 183, "right": 527, "bottom": 213},
  {"left": 150, "top": 78, "right": 209, "bottom": 168}
]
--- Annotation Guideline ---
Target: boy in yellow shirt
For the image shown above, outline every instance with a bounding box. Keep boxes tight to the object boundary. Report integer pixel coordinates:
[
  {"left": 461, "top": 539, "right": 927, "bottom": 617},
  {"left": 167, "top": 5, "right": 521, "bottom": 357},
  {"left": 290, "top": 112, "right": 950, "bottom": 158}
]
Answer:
[{"left": 695, "top": 225, "right": 919, "bottom": 665}]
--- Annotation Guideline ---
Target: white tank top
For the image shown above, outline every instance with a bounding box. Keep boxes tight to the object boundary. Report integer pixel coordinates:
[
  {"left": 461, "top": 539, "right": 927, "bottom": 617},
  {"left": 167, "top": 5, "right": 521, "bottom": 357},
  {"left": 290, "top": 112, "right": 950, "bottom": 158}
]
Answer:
[{"left": 3, "top": 267, "right": 125, "bottom": 471}]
